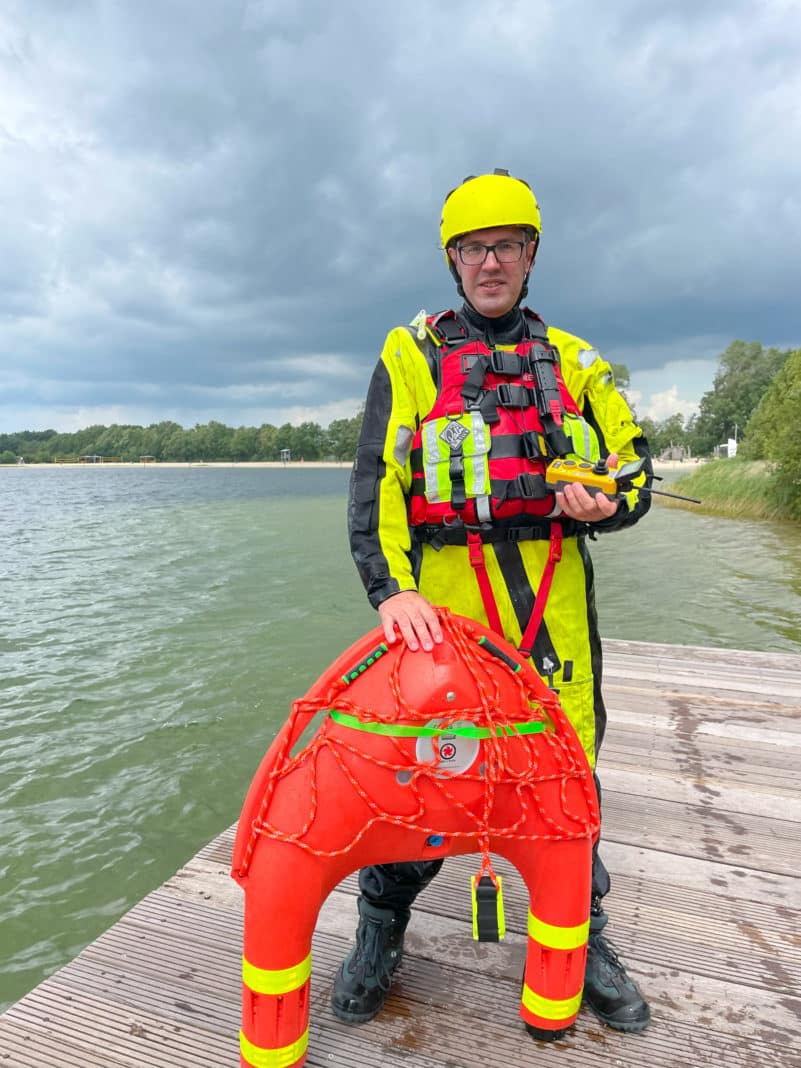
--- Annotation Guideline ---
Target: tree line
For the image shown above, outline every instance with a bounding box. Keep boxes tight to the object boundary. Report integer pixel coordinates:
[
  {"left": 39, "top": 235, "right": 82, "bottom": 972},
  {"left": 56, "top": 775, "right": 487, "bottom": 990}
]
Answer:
[
  {"left": 617, "top": 340, "right": 799, "bottom": 518},
  {"left": 628, "top": 341, "right": 793, "bottom": 459},
  {"left": 0, "top": 413, "right": 364, "bottom": 465}
]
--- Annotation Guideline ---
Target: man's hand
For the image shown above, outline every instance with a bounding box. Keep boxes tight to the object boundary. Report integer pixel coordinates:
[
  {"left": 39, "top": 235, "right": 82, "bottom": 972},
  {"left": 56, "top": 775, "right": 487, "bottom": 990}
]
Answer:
[
  {"left": 555, "top": 453, "right": 621, "bottom": 522},
  {"left": 378, "top": 590, "right": 443, "bottom": 652}
]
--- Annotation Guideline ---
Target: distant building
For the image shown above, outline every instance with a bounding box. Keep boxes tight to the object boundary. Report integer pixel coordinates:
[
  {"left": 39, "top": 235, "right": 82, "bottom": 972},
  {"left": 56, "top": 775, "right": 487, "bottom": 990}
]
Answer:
[
  {"left": 659, "top": 445, "right": 691, "bottom": 461},
  {"left": 714, "top": 438, "right": 738, "bottom": 459}
]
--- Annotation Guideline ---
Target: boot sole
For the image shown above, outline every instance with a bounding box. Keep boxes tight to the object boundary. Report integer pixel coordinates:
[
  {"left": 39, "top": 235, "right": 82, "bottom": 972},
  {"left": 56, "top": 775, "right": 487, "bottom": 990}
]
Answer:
[
  {"left": 585, "top": 1003, "right": 651, "bottom": 1033},
  {"left": 331, "top": 999, "right": 386, "bottom": 1025}
]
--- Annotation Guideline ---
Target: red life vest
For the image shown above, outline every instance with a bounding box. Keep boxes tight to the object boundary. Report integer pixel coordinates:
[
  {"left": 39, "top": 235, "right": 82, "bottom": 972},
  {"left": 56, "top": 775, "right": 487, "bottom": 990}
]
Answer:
[{"left": 408, "top": 310, "right": 586, "bottom": 529}]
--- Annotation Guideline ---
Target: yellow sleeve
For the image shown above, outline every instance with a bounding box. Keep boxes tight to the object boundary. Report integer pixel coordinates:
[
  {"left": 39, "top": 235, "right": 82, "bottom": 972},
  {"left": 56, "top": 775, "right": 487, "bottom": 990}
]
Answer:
[
  {"left": 548, "top": 325, "right": 652, "bottom": 524},
  {"left": 349, "top": 327, "right": 437, "bottom": 607},
  {"left": 549, "top": 326, "right": 643, "bottom": 463}
]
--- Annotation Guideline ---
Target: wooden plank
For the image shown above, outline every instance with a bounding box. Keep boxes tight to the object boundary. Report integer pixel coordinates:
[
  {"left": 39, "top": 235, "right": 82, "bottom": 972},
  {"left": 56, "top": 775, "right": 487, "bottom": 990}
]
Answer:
[
  {"left": 597, "top": 763, "right": 801, "bottom": 820},
  {"left": 600, "top": 790, "right": 801, "bottom": 876}
]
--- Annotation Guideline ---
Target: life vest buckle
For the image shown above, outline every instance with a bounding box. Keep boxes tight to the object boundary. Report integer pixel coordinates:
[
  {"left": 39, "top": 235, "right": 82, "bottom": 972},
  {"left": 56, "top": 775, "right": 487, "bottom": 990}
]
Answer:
[
  {"left": 496, "top": 383, "right": 534, "bottom": 408},
  {"left": 465, "top": 528, "right": 486, "bottom": 568},
  {"left": 521, "top": 431, "right": 544, "bottom": 460},
  {"left": 489, "top": 349, "right": 523, "bottom": 376},
  {"left": 514, "top": 473, "right": 548, "bottom": 500}
]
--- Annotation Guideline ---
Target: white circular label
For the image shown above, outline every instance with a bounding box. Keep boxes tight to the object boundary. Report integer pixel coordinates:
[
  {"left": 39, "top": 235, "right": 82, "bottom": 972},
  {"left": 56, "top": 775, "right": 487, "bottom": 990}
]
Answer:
[{"left": 415, "top": 720, "right": 481, "bottom": 776}]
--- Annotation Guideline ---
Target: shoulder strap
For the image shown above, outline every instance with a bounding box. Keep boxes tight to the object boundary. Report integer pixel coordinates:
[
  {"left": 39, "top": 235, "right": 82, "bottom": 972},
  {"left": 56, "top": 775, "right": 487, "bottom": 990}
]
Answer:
[
  {"left": 521, "top": 306, "right": 550, "bottom": 345},
  {"left": 404, "top": 308, "right": 468, "bottom": 387}
]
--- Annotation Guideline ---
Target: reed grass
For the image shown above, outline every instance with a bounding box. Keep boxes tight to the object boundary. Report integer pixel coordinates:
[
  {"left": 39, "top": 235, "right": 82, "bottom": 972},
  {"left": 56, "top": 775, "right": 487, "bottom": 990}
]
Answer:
[{"left": 658, "top": 458, "right": 789, "bottom": 520}]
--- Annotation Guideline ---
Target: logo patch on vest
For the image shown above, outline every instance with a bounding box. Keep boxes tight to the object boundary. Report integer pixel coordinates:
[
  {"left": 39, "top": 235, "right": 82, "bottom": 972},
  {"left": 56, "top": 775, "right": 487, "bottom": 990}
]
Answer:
[{"left": 439, "top": 420, "right": 470, "bottom": 449}]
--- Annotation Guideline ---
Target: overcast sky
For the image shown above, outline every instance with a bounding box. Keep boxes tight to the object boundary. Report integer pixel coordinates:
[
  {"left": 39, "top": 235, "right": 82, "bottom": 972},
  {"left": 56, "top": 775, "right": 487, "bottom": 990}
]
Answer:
[{"left": 2, "top": 0, "right": 799, "bottom": 434}]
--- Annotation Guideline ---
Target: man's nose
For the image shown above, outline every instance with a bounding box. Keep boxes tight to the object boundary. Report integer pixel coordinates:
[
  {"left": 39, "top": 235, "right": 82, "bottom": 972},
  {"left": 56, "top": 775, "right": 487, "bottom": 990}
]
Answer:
[{"left": 483, "top": 247, "right": 501, "bottom": 267}]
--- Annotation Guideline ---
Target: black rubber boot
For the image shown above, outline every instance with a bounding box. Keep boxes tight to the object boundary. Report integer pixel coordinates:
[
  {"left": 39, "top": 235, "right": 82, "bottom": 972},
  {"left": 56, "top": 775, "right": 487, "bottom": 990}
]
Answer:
[
  {"left": 583, "top": 898, "right": 651, "bottom": 1032},
  {"left": 331, "top": 897, "right": 411, "bottom": 1024}
]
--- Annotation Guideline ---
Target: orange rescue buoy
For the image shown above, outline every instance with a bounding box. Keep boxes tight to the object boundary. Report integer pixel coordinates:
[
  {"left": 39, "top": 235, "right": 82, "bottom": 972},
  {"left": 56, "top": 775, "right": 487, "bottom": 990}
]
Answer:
[{"left": 231, "top": 608, "right": 600, "bottom": 1067}]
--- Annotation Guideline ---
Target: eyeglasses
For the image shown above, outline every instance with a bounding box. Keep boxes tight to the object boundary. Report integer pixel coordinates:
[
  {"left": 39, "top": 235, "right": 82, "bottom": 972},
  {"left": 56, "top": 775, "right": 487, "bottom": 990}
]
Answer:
[{"left": 455, "top": 240, "right": 527, "bottom": 266}]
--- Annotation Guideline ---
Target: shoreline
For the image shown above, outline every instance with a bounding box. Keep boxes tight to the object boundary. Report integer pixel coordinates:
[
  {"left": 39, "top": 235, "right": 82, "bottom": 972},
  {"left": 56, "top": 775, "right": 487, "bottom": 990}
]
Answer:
[{"left": 3, "top": 460, "right": 353, "bottom": 470}]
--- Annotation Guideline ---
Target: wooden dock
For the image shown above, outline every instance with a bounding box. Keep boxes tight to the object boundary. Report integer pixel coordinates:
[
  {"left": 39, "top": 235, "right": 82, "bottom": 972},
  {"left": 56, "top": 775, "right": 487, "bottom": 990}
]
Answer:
[{"left": 1, "top": 639, "right": 800, "bottom": 1067}]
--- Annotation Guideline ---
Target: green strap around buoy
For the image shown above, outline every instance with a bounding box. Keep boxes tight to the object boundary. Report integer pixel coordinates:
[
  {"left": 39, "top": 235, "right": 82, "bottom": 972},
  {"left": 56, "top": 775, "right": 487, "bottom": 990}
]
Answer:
[{"left": 328, "top": 710, "right": 545, "bottom": 738}]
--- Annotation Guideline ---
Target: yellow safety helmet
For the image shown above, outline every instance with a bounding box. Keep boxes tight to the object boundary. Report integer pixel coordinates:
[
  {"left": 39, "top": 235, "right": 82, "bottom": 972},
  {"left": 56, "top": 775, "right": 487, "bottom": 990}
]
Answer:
[{"left": 440, "top": 169, "right": 542, "bottom": 250}]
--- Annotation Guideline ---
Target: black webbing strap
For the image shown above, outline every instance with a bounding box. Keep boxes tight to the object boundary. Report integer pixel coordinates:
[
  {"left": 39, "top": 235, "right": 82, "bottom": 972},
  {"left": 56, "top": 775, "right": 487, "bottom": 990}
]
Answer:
[
  {"left": 494, "top": 473, "right": 548, "bottom": 500},
  {"left": 496, "top": 383, "right": 536, "bottom": 408},
  {"left": 449, "top": 448, "right": 467, "bottom": 510},
  {"left": 413, "top": 519, "right": 579, "bottom": 546},
  {"left": 480, "top": 431, "right": 545, "bottom": 460}
]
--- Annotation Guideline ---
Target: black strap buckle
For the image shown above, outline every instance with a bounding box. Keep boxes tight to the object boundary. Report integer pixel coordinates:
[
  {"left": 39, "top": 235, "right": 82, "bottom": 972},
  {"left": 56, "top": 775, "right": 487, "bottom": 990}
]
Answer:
[
  {"left": 521, "top": 431, "right": 544, "bottom": 460},
  {"left": 489, "top": 349, "right": 524, "bottom": 376},
  {"left": 514, "top": 472, "right": 548, "bottom": 500},
  {"left": 496, "top": 383, "right": 534, "bottom": 408}
]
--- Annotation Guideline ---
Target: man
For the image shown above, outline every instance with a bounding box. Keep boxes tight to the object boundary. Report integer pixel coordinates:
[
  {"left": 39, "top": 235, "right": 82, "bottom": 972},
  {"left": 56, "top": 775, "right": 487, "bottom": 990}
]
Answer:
[{"left": 334, "top": 169, "right": 652, "bottom": 1036}]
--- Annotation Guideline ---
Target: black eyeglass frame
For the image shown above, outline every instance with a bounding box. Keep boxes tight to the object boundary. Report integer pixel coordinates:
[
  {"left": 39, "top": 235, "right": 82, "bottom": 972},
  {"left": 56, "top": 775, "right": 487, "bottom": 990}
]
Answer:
[{"left": 454, "top": 240, "right": 528, "bottom": 266}]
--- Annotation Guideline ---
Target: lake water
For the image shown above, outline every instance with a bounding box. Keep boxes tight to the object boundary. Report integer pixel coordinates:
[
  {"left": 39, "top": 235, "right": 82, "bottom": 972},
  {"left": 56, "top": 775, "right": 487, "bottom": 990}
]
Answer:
[{"left": 1, "top": 465, "right": 800, "bottom": 1010}]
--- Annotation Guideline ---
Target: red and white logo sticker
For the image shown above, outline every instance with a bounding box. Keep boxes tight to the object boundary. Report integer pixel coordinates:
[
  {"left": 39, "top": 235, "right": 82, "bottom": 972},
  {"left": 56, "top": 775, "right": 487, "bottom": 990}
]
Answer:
[{"left": 415, "top": 720, "right": 480, "bottom": 776}]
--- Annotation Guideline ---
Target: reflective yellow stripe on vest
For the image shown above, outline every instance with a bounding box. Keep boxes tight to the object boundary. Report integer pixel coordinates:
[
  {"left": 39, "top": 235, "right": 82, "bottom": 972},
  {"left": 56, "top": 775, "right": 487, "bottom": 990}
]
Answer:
[
  {"left": 242, "top": 953, "right": 312, "bottom": 995},
  {"left": 240, "top": 1029, "right": 309, "bottom": 1068},
  {"left": 521, "top": 982, "right": 583, "bottom": 1021},
  {"left": 422, "top": 412, "right": 490, "bottom": 503},
  {"left": 562, "top": 413, "right": 600, "bottom": 462},
  {"left": 528, "top": 912, "right": 589, "bottom": 951}
]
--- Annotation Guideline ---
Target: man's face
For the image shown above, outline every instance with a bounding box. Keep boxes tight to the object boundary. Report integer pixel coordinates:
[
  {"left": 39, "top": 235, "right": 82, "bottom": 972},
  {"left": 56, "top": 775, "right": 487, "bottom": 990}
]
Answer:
[{"left": 447, "top": 225, "right": 536, "bottom": 318}]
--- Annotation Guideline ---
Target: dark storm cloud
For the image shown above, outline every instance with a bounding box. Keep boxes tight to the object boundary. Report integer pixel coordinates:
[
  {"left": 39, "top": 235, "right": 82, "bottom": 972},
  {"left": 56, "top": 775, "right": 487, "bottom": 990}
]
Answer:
[{"left": 1, "top": 0, "right": 799, "bottom": 431}]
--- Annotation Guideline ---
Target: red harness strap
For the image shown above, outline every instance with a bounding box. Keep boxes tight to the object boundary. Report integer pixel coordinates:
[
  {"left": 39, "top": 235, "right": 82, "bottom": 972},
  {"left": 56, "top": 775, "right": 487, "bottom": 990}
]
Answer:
[
  {"left": 466, "top": 531, "right": 504, "bottom": 636},
  {"left": 519, "top": 524, "right": 563, "bottom": 659},
  {"left": 466, "top": 525, "right": 564, "bottom": 660}
]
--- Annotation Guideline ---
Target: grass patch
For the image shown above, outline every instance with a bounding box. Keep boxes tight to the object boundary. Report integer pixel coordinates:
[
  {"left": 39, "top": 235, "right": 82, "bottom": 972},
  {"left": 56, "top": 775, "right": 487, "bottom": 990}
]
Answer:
[{"left": 659, "top": 458, "right": 789, "bottom": 520}]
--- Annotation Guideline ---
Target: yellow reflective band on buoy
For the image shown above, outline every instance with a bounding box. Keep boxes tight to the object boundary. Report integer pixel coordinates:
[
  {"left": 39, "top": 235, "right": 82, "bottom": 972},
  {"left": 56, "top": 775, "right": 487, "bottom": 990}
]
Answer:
[
  {"left": 240, "top": 1029, "right": 309, "bottom": 1068},
  {"left": 242, "top": 953, "right": 312, "bottom": 995},
  {"left": 521, "top": 982, "right": 583, "bottom": 1021},
  {"left": 528, "top": 912, "right": 589, "bottom": 951}
]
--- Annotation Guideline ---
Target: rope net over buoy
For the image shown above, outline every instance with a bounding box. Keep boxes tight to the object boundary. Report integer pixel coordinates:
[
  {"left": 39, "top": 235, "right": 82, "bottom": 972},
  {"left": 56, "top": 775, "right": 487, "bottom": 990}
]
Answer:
[{"left": 234, "top": 608, "right": 598, "bottom": 887}]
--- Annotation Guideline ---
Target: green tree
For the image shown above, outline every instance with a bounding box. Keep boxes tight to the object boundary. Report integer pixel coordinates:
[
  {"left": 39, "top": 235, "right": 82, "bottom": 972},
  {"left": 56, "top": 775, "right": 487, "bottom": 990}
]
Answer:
[
  {"left": 142, "top": 421, "right": 182, "bottom": 459},
  {"left": 193, "top": 421, "right": 232, "bottom": 460},
  {"left": 257, "top": 424, "right": 278, "bottom": 460},
  {"left": 0, "top": 449, "right": 18, "bottom": 464},
  {"left": 163, "top": 427, "right": 195, "bottom": 460},
  {"left": 691, "top": 341, "right": 789, "bottom": 455},
  {"left": 741, "top": 348, "right": 801, "bottom": 517},
  {"left": 290, "top": 421, "right": 325, "bottom": 461},
  {"left": 231, "top": 426, "right": 259, "bottom": 461},
  {"left": 654, "top": 413, "right": 689, "bottom": 455},
  {"left": 325, "top": 410, "right": 363, "bottom": 461}
]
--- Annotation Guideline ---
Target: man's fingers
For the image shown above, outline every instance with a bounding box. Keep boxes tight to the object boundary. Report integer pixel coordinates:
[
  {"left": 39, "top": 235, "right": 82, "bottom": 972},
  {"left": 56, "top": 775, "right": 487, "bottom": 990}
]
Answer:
[{"left": 378, "top": 592, "right": 443, "bottom": 652}]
